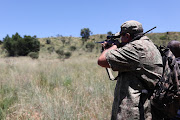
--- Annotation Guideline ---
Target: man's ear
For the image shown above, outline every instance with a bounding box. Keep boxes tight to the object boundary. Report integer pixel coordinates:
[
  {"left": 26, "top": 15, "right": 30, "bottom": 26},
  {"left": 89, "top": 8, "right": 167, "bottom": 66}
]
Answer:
[
  {"left": 126, "top": 33, "right": 130, "bottom": 38},
  {"left": 126, "top": 33, "right": 131, "bottom": 41}
]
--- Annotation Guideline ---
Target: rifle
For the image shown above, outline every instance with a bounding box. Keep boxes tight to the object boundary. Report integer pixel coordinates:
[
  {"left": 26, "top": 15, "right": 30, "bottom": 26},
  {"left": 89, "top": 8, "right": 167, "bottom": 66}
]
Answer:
[
  {"left": 96, "top": 34, "right": 120, "bottom": 48},
  {"left": 97, "top": 26, "right": 157, "bottom": 80},
  {"left": 96, "top": 34, "right": 125, "bottom": 53},
  {"left": 95, "top": 34, "right": 123, "bottom": 80},
  {"left": 96, "top": 26, "right": 156, "bottom": 46}
]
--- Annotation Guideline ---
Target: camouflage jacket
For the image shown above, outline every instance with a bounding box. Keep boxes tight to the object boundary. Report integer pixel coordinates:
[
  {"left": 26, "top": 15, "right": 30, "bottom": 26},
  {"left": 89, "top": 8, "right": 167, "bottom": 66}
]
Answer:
[{"left": 106, "top": 36, "right": 163, "bottom": 90}]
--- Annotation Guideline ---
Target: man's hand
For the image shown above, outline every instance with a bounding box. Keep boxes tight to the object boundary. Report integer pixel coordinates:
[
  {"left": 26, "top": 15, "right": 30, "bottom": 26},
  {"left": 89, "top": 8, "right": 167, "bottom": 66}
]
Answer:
[
  {"left": 102, "top": 40, "right": 120, "bottom": 50},
  {"left": 101, "top": 41, "right": 112, "bottom": 50}
]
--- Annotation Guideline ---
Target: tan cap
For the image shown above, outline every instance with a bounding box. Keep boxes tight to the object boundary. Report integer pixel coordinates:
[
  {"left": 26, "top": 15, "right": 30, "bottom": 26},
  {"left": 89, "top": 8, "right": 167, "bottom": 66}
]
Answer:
[{"left": 120, "top": 20, "right": 143, "bottom": 35}]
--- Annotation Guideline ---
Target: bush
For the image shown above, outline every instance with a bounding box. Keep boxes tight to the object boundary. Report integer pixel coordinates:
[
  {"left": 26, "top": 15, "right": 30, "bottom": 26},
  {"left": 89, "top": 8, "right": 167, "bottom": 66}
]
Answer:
[
  {"left": 56, "top": 48, "right": 64, "bottom": 56},
  {"left": 56, "top": 48, "right": 72, "bottom": 59},
  {"left": 46, "top": 39, "right": 51, "bottom": 44},
  {"left": 64, "top": 51, "right": 72, "bottom": 59},
  {"left": 47, "top": 46, "right": 54, "bottom": 53},
  {"left": 100, "top": 35, "right": 103, "bottom": 39},
  {"left": 85, "top": 41, "right": 95, "bottom": 52},
  {"left": 3, "top": 33, "right": 40, "bottom": 56},
  {"left": 28, "top": 52, "right": 39, "bottom": 59},
  {"left": 69, "top": 46, "right": 76, "bottom": 51}
]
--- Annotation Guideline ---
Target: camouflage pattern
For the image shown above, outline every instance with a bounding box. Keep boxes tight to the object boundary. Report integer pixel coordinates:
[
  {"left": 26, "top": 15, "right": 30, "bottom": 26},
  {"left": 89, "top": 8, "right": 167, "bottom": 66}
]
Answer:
[
  {"left": 151, "top": 48, "right": 180, "bottom": 119},
  {"left": 106, "top": 36, "right": 163, "bottom": 120},
  {"left": 177, "top": 57, "right": 180, "bottom": 71},
  {"left": 119, "top": 20, "right": 143, "bottom": 36}
]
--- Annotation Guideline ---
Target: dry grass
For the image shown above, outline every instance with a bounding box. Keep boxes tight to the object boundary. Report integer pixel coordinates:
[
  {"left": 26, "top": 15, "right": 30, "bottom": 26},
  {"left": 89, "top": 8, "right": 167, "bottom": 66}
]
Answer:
[{"left": 0, "top": 55, "right": 116, "bottom": 120}]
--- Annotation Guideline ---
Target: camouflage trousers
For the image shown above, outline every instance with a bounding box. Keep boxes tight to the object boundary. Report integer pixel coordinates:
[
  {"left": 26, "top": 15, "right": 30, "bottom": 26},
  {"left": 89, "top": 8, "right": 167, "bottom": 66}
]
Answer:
[{"left": 111, "top": 78, "right": 152, "bottom": 120}]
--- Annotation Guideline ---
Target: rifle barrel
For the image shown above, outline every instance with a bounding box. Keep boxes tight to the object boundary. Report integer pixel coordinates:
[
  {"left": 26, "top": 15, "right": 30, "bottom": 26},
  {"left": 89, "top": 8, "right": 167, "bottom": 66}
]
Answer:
[
  {"left": 143, "top": 26, "right": 156, "bottom": 35},
  {"left": 95, "top": 41, "right": 105, "bottom": 43}
]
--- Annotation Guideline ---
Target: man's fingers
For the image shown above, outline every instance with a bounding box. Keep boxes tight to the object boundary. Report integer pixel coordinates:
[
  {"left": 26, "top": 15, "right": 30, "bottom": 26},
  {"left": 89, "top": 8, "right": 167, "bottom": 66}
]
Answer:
[{"left": 101, "top": 41, "right": 108, "bottom": 48}]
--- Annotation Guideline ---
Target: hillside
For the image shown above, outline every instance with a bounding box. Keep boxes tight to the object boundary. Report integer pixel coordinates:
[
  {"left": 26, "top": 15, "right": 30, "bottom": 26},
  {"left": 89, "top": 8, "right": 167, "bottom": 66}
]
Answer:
[
  {"left": 1, "top": 32, "right": 180, "bottom": 59},
  {"left": 147, "top": 32, "right": 180, "bottom": 46},
  {"left": 36, "top": 32, "right": 180, "bottom": 60}
]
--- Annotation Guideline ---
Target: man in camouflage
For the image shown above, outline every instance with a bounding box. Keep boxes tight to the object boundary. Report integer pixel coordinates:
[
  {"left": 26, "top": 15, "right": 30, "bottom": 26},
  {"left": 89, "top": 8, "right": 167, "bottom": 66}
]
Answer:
[
  {"left": 167, "top": 40, "right": 180, "bottom": 119},
  {"left": 97, "top": 20, "right": 163, "bottom": 120},
  {"left": 167, "top": 40, "right": 180, "bottom": 65}
]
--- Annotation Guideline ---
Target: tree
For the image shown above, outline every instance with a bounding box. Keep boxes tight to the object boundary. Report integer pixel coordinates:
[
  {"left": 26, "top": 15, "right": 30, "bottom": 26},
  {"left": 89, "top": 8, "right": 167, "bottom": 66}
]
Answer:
[
  {"left": 107, "top": 31, "right": 112, "bottom": 36},
  {"left": 3, "top": 33, "right": 40, "bottom": 56},
  {"left": 3, "top": 34, "right": 17, "bottom": 56},
  {"left": 80, "top": 28, "right": 92, "bottom": 45},
  {"left": 0, "top": 40, "right": 3, "bottom": 44}
]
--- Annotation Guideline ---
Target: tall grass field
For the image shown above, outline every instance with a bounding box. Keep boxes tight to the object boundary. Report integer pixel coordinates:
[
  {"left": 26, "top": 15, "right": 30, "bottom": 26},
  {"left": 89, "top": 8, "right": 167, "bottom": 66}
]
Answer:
[{"left": 0, "top": 54, "right": 116, "bottom": 120}]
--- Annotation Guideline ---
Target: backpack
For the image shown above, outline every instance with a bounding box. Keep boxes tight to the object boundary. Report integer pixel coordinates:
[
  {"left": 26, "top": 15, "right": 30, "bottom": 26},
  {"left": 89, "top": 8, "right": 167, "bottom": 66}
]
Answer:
[{"left": 151, "top": 46, "right": 180, "bottom": 118}]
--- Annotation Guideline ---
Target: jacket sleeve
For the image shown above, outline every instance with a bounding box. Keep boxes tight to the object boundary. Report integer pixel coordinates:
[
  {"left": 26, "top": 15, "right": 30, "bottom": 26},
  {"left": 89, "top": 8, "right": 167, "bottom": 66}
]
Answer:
[{"left": 106, "top": 43, "right": 140, "bottom": 72}]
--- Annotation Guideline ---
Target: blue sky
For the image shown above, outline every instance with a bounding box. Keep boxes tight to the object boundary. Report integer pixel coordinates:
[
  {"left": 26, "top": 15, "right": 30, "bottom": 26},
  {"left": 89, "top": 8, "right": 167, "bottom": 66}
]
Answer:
[{"left": 0, "top": 0, "right": 180, "bottom": 40}]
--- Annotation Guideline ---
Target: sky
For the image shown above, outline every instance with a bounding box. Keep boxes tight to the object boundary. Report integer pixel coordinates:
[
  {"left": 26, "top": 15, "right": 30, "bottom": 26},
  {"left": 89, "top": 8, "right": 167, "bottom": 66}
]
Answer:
[{"left": 0, "top": 0, "right": 180, "bottom": 40}]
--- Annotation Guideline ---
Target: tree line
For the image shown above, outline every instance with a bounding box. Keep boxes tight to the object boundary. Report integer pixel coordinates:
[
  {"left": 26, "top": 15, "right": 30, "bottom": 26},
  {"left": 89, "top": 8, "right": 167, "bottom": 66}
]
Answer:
[
  {"left": 0, "top": 28, "right": 113, "bottom": 58},
  {"left": 3, "top": 33, "right": 40, "bottom": 58}
]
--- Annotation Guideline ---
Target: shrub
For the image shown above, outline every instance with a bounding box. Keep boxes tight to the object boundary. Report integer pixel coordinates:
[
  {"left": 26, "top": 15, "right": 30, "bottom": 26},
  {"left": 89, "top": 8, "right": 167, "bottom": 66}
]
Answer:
[
  {"left": 46, "top": 39, "right": 51, "bottom": 44},
  {"left": 56, "top": 48, "right": 72, "bottom": 59},
  {"left": 64, "top": 51, "right": 72, "bottom": 59},
  {"left": 47, "top": 46, "right": 54, "bottom": 53},
  {"left": 69, "top": 46, "right": 76, "bottom": 51},
  {"left": 85, "top": 41, "right": 95, "bottom": 52},
  {"left": 56, "top": 49, "right": 64, "bottom": 56},
  {"left": 100, "top": 35, "right": 103, "bottom": 39},
  {"left": 28, "top": 52, "right": 39, "bottom": 59}
]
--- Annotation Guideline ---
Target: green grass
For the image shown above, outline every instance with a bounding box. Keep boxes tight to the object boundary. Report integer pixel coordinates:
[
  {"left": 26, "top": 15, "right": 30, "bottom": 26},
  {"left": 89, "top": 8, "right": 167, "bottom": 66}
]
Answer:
[{"left": 0, "top": 85, "right": 18, "bottom": 119}]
